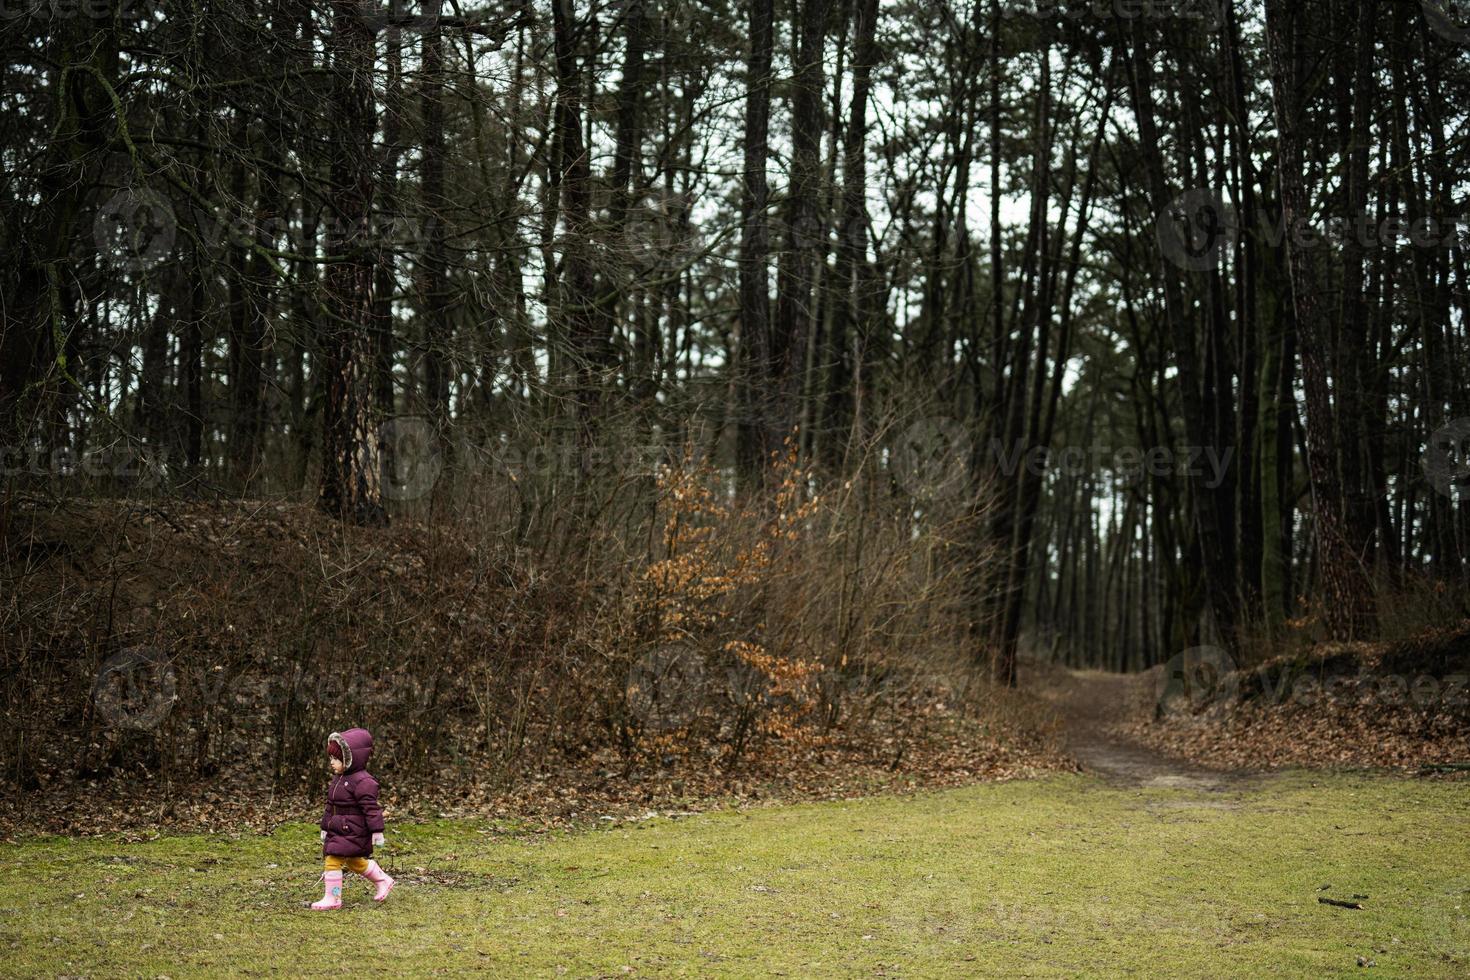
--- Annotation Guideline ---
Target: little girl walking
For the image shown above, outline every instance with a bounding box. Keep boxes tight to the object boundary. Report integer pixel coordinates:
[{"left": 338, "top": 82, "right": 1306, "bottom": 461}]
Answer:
[{"left": 310, "top": 727, "right": 395, "bottom": 910}]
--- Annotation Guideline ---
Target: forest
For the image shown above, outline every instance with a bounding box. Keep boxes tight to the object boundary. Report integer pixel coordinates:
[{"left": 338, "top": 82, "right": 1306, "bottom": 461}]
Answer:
[{"left": 3, "top": 0, "right": 1470, "bottom": 974}]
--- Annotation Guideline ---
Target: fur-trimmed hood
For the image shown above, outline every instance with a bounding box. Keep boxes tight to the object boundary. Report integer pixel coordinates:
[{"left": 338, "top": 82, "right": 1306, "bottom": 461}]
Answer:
[{"left": 328, "top": 728, "right": 374, "bottom": 775}]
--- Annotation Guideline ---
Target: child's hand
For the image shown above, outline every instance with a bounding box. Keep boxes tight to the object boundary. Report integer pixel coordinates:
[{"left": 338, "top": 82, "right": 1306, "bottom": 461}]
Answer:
[{"left": 372, "top": 832, "right": 385, "bottom": 847}]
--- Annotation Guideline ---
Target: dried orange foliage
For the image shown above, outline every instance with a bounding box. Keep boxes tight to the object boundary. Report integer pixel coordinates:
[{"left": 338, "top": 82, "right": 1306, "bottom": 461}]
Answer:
[
  {"left": 636, "top": 445, "right": 825, "bottom": 743},
  {"left": 725, "top": 639, "right": 823, "bottom": 737},
  {"left": 1123, "top": 625, "right": 1470, "bottom": 771},
  {"left": 0, "top": 495, "right": 1069, "bottom": 839}
]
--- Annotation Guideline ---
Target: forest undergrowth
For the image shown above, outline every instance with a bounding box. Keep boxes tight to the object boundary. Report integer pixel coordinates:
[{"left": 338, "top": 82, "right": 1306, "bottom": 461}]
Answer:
[{"left": 0, "top": 453, "right": 1070, "bottom": 837}]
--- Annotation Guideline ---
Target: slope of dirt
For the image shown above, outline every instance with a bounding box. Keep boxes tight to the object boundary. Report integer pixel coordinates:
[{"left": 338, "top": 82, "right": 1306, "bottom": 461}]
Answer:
[
  {"left": 1022, "top": 631, "right": 1470, "bottom": 774},
  {"left": 0, "top": 496, "right": 1072, "bottom": 838},
  {"left": 1122, "top": 634, "right": 1470, "bottom": 772}
]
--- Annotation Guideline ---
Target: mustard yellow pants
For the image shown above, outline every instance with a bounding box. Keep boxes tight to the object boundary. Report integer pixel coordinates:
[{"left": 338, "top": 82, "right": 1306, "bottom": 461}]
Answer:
[{"left": 324, "top": 856, "right": 371, "bottom": 874}]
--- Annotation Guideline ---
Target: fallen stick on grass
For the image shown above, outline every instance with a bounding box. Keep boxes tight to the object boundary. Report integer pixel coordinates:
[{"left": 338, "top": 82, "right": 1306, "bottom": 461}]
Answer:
[{"left": 1318, "top": 897, "right": 1364, "bottom": 910}]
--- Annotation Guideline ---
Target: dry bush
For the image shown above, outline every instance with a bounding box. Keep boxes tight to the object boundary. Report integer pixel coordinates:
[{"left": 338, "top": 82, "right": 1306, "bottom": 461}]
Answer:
[
  {"left": 0, "top": 419, "right": 1014, "bottom": 802},
  {"left": 612, "top": 439, "right": 997, "bottom": 767}
]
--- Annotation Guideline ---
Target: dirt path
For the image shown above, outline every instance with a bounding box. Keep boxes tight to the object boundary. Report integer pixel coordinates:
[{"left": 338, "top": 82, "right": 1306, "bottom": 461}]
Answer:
[{"left": 1027, "top": 664, "right": 1229, "bottom": 790}]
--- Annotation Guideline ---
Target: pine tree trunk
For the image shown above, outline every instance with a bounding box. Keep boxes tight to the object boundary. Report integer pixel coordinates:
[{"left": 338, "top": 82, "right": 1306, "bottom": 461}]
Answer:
[
  {"left": 737, "top": 0, "right": 775, "bottom": 481},
  {"left": 1264, "top": 0, "right": 1373, "bottom": 638},
  {"left": 420, "top": 0, "right": 450, "bottom": 441},
  {"left": 319, "top": 0, "right": 387, "bottom": 526},
  {"left": 772, "top": 0, "right": 831, "bottom": 460}
]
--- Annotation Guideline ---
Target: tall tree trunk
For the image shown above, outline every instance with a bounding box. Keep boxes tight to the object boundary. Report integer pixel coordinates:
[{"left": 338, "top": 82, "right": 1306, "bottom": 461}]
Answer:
[
  {"left": 1126, "top": 19, "right": 1238, "bottom": 645},
  {"left": 319, "top": 0, "right": 387, "bottom": 526},
  {"left": 420, "top": 0, "right": 451, "bottom": 441},
  {"left": 772, "top": 0, "right": 832, "bottom": 459},
  {"left": 601, "top": 0, "right": 649, "bottom": 395},
  {"left": 1223, "top": 0, "right": 1266, "bottom": 623},
  {"left": 737, "top": 0, "right": 775, "bottom": 481},
  {"left": 1264, "top": 0, "right": 1374, "bottom": 638},
  {"left": 551, "top": 0, "right": 610, "bottom": 477},
  {"left": 988, "top": 32, "right": 1057, "bottom": 685},
  {"left": 1, "top": 19, "right": 120, "bottom": 444},
  {"left": 374, "top": 19, "right": 406, "bottom": 417},
  {"left": 827, "top": 0, "right": 880, "bottom": 464},
  {"left": 1335, "top": 0, "right": 1380, "bottom": 572},
  {"left": 182, "top": 242, "right": 206, "bottom": 469},
  {"left": 998, "top": 67, "right": 1111, "bottom": 687}
]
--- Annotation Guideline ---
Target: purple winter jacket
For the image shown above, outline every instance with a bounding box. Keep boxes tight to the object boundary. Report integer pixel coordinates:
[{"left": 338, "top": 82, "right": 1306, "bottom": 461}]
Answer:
[{"left": 320, "top": 728, "right": 385, "bottom": 858}]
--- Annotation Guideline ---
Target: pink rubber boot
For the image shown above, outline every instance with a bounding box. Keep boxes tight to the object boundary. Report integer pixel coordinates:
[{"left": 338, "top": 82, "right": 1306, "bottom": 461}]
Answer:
[
  {"left": 363, "top": 860, "right": 395, "bottom": 902},
  {"left": 311, "top": 870, "right": 343, "bottom": 910}
]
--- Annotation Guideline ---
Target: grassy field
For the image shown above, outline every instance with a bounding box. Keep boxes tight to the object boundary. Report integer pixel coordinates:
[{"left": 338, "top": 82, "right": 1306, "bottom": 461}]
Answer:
[{"left": 3, "top": 772, "right": 1467, "bottom": 977}]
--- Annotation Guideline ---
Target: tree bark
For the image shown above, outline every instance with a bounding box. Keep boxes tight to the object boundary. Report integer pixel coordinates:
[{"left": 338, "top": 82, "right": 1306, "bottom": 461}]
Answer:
[
  {"left": 421, "top": 0, "right": 451, "bottom": 441},
  {"left": 550, "top": 0, "right": 611, "bottom": 476},
  {"left": 826, "top": 0, "right": 881, "bottom": 464},
  {"left": 737, "top": 0, "right": 776, "bottom": 481},
  {"left": 319, "top": 0, "right": 387, "bottom": 526},
  {"left": 1125, "top": 19, "right": 1238, "bottom": 644},
  {"left": 772, "top": 0, "right": 832, "bottom": 460},
  {"left": 1263, "top": 0, "right": 1374, "bottom": 638}
]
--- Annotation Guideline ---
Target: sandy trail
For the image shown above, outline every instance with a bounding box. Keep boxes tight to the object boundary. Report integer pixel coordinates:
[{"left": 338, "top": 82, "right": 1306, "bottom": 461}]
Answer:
[{"left": 1028, "top": 665, "right": 1231, "bottom": 790}]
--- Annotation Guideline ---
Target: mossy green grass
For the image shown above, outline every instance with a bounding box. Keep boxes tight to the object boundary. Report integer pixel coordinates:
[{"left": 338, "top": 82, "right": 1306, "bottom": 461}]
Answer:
[{"left": 3, "top": 772, "right": 1466, "bottom": 977}]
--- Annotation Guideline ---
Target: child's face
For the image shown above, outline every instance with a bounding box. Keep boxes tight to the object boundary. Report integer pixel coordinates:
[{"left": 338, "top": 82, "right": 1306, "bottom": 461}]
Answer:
[{"left": 329, "top": 757, "right": 346, "bottom": 775}]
